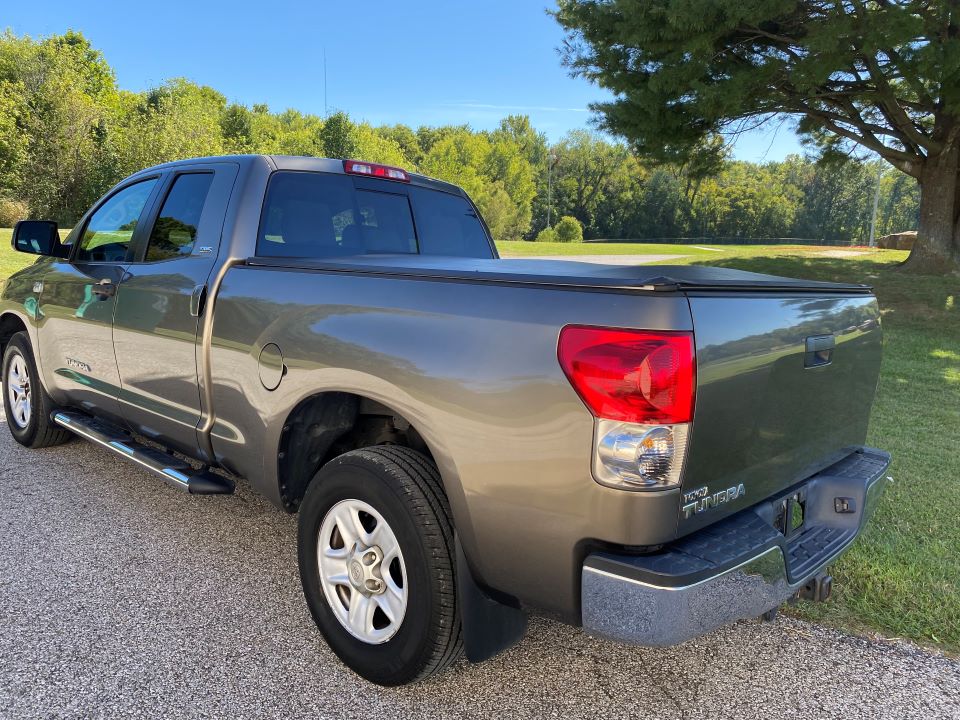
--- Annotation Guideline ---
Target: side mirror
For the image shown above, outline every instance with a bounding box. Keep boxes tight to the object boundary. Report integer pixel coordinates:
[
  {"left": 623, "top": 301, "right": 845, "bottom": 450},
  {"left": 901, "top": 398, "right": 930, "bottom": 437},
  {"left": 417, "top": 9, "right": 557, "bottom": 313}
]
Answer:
[{"left": 11, "top": 220, "right": 65, "bottom": 257}]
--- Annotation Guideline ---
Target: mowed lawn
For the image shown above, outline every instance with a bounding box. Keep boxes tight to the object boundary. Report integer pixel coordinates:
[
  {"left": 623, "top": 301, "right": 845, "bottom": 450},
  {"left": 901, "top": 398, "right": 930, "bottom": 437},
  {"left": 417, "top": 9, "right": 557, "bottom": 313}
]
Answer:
[
  {"left": 1, "top": 229, "right": 957, "bottom": 652},
  {"left": 0, "top": 229, "right": 37, "bottom": 278}
]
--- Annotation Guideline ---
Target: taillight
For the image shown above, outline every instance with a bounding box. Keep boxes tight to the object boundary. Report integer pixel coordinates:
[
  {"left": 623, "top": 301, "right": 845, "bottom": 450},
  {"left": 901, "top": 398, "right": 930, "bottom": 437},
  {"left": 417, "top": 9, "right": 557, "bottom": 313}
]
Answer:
[
  {"left": 343, "top": 159, "right": 410, "bottom": 182},
  {"left": 558, "top": 326, "right": 695, "bottom": 425},
  {"left": 559, "top": 326, "right": 696, "bottom": 490}
]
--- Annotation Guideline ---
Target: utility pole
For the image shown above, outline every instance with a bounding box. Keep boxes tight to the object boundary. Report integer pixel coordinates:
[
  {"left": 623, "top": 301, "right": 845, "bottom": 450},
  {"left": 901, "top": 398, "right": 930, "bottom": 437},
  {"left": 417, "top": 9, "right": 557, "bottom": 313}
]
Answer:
[
  {"left": 324, "top": 48, "right": 328, "bottom": 117},
  {"left": 546, "top": 152, "right": 556, "bottom": 229},
  {"left": 868, "top": 161, "right": 883, "bottom": 247}
]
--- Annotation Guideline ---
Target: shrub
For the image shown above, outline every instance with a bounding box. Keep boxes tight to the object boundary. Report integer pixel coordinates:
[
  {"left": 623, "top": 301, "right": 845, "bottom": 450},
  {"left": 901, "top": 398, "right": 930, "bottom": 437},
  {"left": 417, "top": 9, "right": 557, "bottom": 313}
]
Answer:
[
  {"left": 535, "top": 226, "right": 558, "bottom": 243},
  {"left": 554, "top": 215, "right": 584, "bottom": 243},
  {"left": 0, "top": 197, "right": 29, "bottom": 228}
]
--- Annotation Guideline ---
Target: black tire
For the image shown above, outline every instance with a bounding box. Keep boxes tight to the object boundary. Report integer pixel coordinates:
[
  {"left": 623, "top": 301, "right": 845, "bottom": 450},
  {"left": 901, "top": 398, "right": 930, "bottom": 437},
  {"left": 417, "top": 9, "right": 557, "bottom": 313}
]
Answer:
[
  {"left": 2, "top": 331, "right": 71, "bottom": 448},
  {"left": 297, "top": 445, "right": 462, "bottom": 685}
]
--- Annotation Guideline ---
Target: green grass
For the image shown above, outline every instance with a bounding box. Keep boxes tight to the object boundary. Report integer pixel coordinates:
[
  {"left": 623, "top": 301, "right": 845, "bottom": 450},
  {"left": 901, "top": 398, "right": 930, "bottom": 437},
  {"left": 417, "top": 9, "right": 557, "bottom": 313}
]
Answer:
[
  {"left": 501, "top": 239, "right": 959, "bottom": 653},
  {"left": 498, "top": 239, "right": 725, "bottom": 257},
  {"left": 2, "top": 229, "right": 957, "bottom": 651},
  {"left": 0, "top": 229, "right": 39, "bottom": 278}
]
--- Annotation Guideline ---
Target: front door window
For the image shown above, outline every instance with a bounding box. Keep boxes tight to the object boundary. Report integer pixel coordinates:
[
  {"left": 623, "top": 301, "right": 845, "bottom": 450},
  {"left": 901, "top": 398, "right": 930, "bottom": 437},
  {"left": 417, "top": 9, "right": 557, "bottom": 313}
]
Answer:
[{"left": 77, "top": 179, "right": 158, "bottom": 263}]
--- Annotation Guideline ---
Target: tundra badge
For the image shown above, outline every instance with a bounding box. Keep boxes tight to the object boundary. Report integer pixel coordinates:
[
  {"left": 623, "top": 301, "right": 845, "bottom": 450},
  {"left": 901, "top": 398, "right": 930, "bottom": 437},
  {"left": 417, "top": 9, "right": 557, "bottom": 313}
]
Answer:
[
  {"left": 66, "top": 357, "right": 92, "bottom": 373},
  {"left": 682, "top": 484, "right": 746, "bottom": 519}
]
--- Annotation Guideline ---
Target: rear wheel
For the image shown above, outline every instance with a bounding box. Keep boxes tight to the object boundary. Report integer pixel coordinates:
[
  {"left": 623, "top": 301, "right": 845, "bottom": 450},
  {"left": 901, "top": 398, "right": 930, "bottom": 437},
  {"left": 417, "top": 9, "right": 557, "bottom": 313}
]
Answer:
[
  {"left": 297, "top": 445, "right": 462, "bottom": 685},
  {"left": 2, "top": 331, "right": 70, "bottom": 448}
]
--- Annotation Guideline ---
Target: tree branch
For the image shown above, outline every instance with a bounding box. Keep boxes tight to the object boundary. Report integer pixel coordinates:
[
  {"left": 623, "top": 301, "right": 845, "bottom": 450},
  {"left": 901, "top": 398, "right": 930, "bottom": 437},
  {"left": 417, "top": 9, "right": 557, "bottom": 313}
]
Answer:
[
  {"left": 860, "top": 53, "right": 940, "bottom": 152},
  {"left": 880, "top": 47, "right": 936, "bottom": 105},
  {"left": 805, "top": 110, "right": 922, "bottom": 176}
]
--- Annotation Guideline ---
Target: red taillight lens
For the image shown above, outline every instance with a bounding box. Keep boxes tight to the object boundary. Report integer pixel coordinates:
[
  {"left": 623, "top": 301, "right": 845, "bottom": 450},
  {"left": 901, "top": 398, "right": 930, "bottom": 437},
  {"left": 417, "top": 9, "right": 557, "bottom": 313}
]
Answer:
[
  {"left": 343, "top": 159, "right": 410, "bottom": 182},
  {"left": 558, "top": 326, "right": 695, "bottom": 424}
]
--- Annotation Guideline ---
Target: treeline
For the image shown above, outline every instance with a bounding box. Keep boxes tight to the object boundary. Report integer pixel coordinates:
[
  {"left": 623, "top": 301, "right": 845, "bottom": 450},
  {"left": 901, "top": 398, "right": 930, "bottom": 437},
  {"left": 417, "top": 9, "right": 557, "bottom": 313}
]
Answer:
[{"left": 0, "top": 30, "right": 919, "bottom": 243}]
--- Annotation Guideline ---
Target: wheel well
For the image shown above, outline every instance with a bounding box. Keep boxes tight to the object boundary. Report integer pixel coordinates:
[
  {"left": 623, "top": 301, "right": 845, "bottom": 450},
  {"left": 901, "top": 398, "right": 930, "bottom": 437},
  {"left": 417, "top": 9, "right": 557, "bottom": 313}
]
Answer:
[
  {"left": 0, "top": 314, "right": 27, "bottom": 354},
  {"left": 277, "top": 392, "right": 436, "bottom": 511}
]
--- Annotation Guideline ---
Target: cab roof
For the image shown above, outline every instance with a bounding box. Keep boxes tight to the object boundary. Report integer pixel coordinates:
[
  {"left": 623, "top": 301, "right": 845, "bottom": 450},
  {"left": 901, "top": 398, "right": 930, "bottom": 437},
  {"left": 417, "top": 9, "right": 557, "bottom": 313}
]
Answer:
[{"left": 129, "top": 154, "right": 466, "bottom": 197}]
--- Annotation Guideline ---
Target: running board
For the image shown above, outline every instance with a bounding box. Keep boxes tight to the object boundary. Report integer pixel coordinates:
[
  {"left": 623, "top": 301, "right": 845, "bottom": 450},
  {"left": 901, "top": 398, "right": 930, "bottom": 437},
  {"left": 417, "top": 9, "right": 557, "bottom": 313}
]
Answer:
[{"left": 52, "top": 411, "right": 234, "bottom": 495}]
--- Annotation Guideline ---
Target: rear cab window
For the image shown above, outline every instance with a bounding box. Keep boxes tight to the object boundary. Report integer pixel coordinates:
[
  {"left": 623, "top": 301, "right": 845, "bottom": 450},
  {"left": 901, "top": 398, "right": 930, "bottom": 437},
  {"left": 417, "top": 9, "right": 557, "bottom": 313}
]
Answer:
[{"left": 256, "top": 171, "right": 493, "bottom": 259}]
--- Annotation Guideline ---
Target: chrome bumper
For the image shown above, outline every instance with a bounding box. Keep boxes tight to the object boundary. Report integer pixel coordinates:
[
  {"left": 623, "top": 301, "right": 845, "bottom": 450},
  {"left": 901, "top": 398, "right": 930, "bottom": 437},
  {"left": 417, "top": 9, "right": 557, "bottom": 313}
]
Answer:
[{"left": 581, "top": 448, "right": 891, "bottom": 647}]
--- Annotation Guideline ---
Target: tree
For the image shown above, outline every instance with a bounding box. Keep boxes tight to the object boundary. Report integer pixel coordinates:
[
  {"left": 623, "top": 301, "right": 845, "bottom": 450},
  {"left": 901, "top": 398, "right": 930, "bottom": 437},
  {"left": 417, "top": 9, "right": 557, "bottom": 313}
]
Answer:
[
  {"left": 547, "top": 130, "right": 631, "bottom": 233},
  {"left": 110, "top": 79, "right": 227, "bottom": 186},
  {"left": 631, "top": 169, "right": 687, "bottom": 238},
  {"left": 492, "top": 115, "right": 549, "bottom": 168},
  {"left": 0, "top": 30, "right": 120, "bottom": 222},
  {"left": 556, "top": 0, "right": 960, "bottom": 273},
  {"left": 259, "top": 108, "right": 325, "bottom": 156},
  {"left": 535, "top": 226, "right": 559, "bottom": 242},
  {"left": 788, "top": 156, "right": 876, "bottom": 242},
  {"left": 221, "top": 103, "right": 253, "bottom": 153},
  {"left": 878, "top": 165, "right": 921, "bottom": 235},
  {"left": 318, "top": 111, "right": 359, "bottom": 159},
  {"left": 555, "top": 215, "right": 584, "bottom": 242},
  {"left": 377, "top": 124, "right": 423, "bottom": 166},
  {"left": 420, "top": 128, "right": 536, "bottom": 240}
]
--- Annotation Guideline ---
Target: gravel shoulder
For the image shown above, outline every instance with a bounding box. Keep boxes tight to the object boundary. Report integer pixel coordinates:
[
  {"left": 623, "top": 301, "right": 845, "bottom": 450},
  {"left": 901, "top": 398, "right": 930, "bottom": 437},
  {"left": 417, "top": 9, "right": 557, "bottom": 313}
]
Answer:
[{"left": 1, "top": 431, "right": 958, "bottom": 720}]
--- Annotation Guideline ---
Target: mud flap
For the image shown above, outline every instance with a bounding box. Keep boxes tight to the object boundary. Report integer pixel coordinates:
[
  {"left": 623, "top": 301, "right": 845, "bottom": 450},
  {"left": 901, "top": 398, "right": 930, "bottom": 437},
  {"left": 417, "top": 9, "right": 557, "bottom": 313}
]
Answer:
[{"left": 455, "top": 534, "right": 528, "bottom": 663}]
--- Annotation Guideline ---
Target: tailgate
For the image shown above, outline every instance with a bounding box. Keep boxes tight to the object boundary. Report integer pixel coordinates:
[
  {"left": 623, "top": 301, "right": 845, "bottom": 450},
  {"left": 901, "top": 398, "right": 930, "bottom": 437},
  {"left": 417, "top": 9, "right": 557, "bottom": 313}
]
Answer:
[{"left": 679, "top": 292, "right": 883, "bottom": 535}]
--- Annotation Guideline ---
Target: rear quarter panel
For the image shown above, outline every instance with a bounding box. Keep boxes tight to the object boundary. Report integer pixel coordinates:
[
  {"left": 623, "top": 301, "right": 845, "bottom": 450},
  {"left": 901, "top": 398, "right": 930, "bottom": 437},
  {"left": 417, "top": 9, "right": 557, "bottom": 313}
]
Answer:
[{"left": 208, "top": 266, "right": 692, "bottom": 618}]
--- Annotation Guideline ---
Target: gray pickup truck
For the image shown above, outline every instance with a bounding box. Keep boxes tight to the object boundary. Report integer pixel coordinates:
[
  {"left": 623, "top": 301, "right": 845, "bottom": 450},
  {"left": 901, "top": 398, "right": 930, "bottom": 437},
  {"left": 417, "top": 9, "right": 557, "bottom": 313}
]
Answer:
[{"left": 2, "top": 155, "right": 890, "bottom": 685}]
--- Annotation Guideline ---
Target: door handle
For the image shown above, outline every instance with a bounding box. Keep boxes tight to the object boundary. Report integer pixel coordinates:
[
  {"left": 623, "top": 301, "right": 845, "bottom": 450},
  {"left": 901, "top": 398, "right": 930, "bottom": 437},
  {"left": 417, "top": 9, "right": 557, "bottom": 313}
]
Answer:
[
  {"left": 804, "top": 334, "right": 835, "bottom": 368},
  {"left": 91, "top": 278, "right": 115, "bottom": 299},
  {"left": 190, "top": 284, "right": 207, "bottom": 317}
]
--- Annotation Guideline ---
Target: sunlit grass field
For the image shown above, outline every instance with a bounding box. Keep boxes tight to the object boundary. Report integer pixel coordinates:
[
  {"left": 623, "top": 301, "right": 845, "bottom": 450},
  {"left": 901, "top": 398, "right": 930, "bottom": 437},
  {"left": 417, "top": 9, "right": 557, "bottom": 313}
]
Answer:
[
  {"left": 0, "top": 229, "right": 37, "bottom": 278},
  {"left": 1, "top": 229, "right": 956, "bottom": 652}
]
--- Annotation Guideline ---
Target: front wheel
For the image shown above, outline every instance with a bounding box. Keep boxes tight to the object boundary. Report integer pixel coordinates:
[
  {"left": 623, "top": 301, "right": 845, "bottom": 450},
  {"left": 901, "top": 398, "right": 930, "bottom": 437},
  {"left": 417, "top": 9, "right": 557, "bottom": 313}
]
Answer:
[
  {"left": 297, "top": 445, "right": 462, "bottom": 685},
  {"left": 2, "top": 331, "right": 71, "bottom": 448}
]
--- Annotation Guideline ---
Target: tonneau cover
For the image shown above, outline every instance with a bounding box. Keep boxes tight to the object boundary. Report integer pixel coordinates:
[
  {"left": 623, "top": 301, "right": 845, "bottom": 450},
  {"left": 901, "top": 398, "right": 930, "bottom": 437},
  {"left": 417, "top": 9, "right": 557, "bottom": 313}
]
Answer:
[{"left": 246, "top": 255, "right": 873, "bottom": 294}]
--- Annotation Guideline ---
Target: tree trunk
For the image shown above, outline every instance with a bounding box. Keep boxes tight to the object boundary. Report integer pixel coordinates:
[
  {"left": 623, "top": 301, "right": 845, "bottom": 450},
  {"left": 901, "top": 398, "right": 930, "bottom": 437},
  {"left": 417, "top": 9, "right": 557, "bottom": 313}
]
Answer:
[{"left": 903, "top": 147, "right": 960, "bottom": 274}]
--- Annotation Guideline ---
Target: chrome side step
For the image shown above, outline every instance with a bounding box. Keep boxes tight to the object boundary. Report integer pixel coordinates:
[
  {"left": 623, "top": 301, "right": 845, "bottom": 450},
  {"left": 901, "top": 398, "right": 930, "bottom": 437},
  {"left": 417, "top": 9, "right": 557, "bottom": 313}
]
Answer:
[{"left": 52, "top": 411, "right": 234, "bottom": 495}]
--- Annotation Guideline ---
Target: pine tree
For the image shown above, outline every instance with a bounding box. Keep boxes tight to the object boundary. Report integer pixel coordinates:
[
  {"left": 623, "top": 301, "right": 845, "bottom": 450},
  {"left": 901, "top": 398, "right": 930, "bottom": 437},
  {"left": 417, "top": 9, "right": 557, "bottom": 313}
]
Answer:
[{"left": 556, "top": 0, "right": 960, "bottom": 273}]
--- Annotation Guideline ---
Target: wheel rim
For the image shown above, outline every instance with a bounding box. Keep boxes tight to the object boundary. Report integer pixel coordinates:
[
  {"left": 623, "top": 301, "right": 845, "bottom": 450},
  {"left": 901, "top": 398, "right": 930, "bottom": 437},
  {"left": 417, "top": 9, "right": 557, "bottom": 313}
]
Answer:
[
  {"left": 317, "top": 498, "right": 408, "bottom": 644},
  {"left": 7, "top": 353, "right": 31, "bottom": 429}
]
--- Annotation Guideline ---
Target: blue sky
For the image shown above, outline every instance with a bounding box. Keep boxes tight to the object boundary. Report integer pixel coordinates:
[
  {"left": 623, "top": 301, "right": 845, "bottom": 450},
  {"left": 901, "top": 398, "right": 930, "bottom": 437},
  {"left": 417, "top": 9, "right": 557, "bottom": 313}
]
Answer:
[{"left": 7, "top": 0, "right": 803, "bottom": 161}]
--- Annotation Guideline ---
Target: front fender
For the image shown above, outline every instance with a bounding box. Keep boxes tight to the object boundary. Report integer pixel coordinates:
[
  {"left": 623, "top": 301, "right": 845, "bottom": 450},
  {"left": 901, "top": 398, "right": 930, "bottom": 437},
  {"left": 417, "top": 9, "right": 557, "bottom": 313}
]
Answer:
[{"left": 0, "top": 260, "right": 50, "bottom": 388}]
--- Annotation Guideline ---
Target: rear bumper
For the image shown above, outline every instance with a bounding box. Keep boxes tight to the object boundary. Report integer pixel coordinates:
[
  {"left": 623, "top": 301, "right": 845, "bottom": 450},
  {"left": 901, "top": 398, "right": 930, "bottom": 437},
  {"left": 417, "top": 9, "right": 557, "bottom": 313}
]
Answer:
[{"left": 581, "top": 447, "right": 891, "bottom": 646}]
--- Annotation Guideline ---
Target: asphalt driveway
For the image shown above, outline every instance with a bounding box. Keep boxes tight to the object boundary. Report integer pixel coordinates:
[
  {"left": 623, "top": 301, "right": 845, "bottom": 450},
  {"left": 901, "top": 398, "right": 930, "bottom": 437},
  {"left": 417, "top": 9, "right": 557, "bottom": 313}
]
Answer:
[{"left": 1, "top": 428, "right": 958, "bottom": 719}]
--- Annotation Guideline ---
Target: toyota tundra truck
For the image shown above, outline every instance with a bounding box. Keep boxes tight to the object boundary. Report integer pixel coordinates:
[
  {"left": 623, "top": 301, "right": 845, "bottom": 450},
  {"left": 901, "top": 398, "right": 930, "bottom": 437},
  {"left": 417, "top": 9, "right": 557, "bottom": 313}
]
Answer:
[{"left": 1, "top": 155, "right": 891, "bottom": 685}]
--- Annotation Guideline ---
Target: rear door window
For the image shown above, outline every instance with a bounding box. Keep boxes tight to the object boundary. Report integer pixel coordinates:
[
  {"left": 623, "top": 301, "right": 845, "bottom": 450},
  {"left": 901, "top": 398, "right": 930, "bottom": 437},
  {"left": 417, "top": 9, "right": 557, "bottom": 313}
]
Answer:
[
  {"left": 144, "top": 173, "right": 214, "bottom": 261},
  {"left": 257, "top": 171, "right": 491, "bottom": 259}
]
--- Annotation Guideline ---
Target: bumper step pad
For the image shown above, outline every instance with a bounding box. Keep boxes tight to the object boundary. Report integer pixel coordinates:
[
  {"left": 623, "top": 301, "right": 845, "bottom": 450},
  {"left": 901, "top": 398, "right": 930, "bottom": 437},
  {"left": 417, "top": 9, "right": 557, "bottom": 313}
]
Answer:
[{"left": 582, "top": 447, "right": 891, "bottom": 646}]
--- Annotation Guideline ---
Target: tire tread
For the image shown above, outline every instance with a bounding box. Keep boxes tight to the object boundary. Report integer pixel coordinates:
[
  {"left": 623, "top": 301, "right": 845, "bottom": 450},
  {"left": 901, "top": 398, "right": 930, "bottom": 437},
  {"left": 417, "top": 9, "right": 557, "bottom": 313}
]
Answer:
[{"left": 349, "top": 445, "right": 463, "bottom": 680}]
